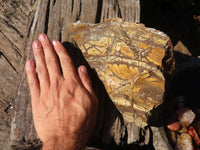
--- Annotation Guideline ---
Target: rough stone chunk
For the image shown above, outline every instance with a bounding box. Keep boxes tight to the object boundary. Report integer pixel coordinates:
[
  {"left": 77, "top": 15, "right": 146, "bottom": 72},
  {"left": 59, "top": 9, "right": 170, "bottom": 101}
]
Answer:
[
  {"left": 177, "top": 108, "right": 196, "bottom": 128},
  {"left": 176, "top": 133, "right": 194, "bottom": 150},
  {"left": 70, "top": 18, "right": 174, "bottom": 127}
]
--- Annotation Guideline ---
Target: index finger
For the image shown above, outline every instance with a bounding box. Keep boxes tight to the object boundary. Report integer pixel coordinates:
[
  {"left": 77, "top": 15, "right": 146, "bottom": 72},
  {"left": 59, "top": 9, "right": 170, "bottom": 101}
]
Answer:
[{"left": 52, "top": 40, "right": 77, "bottom": 80}]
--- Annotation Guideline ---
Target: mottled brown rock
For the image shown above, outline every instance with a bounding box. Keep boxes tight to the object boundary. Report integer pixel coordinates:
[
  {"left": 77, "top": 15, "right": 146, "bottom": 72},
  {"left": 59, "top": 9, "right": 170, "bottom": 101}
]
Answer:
[
  {"left": 70, "top": 18, "right": 174, "bottom": 126},
  {"left": 176, "top": 133, "right": 194, "bottom": 150}
]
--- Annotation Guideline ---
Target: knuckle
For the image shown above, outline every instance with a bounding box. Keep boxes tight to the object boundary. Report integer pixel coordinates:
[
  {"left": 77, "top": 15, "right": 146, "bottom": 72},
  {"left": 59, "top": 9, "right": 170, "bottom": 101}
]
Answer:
[
  {"left": 29, "top": 80, "right": 35, "bottom": 88},
  {"left": 67, "top": 76, "right": 78, "bottom": 86},
  {"left": 61, "top": 56, "right": 73, "bottom": 65},
  {"left": 66, "top": 79, "right": 78, "bottom": 95},
  {"left": 37, "top": 66, "right": 45, "bottom": 74},
  {"left": 46, "top": 57, "right": 57, "bottom": 65}
]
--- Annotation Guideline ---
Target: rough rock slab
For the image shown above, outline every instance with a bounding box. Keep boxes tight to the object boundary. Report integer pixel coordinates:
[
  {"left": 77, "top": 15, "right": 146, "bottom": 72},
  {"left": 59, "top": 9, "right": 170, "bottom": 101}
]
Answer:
[
  {"left": 70, "top": 18, "right": 174, "bottom": 127},
  {"left": 69, "top": 18, "right": 174, "bottom": 149}
]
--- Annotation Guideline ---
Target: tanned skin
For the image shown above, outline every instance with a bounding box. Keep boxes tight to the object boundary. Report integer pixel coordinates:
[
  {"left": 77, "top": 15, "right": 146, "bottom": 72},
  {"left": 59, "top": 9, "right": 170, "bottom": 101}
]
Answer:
[{"left": 25, "top": 33, "right": 98, "bottom": 150}]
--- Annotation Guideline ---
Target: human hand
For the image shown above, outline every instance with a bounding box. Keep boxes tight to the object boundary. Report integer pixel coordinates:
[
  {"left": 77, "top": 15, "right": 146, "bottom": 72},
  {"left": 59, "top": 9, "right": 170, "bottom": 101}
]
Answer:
[{"left": 25, "top": 33, "right": 98, "bottom": 150}]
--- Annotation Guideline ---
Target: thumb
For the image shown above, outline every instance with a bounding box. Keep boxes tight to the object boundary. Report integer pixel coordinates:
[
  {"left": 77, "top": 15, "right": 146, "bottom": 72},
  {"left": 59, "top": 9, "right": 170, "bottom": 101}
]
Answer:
[{"left": 78, "top": 65, "right": 94, "bottom": 95}]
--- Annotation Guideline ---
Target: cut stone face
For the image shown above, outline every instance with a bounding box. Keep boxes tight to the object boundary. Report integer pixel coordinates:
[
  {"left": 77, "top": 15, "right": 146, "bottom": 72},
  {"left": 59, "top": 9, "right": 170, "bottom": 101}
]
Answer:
[{"left": 70, "top": 18, "right": 174, "bottom": 126}]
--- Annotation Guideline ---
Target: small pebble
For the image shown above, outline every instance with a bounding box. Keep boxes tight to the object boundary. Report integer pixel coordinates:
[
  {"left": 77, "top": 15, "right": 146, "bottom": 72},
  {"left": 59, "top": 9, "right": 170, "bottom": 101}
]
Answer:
[
  {"left": 167, "top": 121, "right": 180, "bottom": 131},
  {"left": 176, "top": 133, "right": 194, "bottom": 150},
  {"left": 177, "top": 108, "right": 196, "bottom": 127}
]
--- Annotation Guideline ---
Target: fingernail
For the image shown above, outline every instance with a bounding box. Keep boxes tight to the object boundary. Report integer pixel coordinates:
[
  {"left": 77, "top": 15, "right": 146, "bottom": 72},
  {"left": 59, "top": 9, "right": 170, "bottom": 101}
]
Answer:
[
  {"left": 26, "top": 61, "right": 31, "bottom": 67},
  {"left": 26, "top": 61, "right": 32, "bottom": 68},
  {"left": 39, "top": 33, "right": 47, "bottom": 41},
  {"left": 80, "top": 66, "right": 87, "bottom": 74},
  {"left": 52, "top": 40, "right": 58, "bottom": 46},
  {"left": 33, "top": 41, "right": 41, "bottom": 48}
]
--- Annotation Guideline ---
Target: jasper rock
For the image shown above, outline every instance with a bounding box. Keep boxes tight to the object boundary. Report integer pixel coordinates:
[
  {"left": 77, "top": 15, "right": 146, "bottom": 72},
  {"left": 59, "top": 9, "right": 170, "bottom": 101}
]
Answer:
[{"left": 69, "top": 18, "right": 174, "bottom": 127}]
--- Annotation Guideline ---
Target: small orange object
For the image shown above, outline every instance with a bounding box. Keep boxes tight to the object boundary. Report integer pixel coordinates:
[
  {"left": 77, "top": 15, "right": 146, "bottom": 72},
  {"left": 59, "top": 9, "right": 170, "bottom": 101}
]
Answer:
[
  {"left": 188, "top": 126, "right": 200, "bottom": 146},
  {"left": 167, "top": 121, "right": 180, "bottom": 131}
]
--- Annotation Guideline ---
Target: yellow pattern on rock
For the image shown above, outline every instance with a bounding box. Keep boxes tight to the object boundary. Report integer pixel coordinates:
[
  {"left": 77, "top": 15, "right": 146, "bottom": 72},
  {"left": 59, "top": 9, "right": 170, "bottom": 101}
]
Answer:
[
  {"left": 70, "top": 18, "right": 174, "bottom": 126},
  {"left": 109, "top": 64, "right": 138, "bottom": 80},
  {"left": 147, "top": 47, "right": 165, "bottom": 66},
  {"left": 120, "top": 45, "right": 135, "bottom": 58}
]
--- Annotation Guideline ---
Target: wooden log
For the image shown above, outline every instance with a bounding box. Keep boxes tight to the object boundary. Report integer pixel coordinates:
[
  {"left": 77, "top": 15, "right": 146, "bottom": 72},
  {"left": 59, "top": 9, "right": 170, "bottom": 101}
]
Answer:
[
  {"left": 0, "top": 0, "right": 36, "bottom": 149},
  {"left": 9, "top": 0, "right": 141, "bottom": 149},
  {"left": 10, "top": 0, "right": 53, "bottom": 148}
]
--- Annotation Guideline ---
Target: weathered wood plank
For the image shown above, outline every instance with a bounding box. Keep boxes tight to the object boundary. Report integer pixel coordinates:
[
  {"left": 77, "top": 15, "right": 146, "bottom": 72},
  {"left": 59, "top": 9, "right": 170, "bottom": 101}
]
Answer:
[
  {"left": 100, "top": 0, "right": 140, "bottom": 22},
  {"left": 0, "top": 0, "right": 36, "bottom": 149},
  {"left": 11, "top": 0, "right": 52, "bottom": 148},
  {"left": 0, "top": 56, "right": 15, "bottom": 150}
]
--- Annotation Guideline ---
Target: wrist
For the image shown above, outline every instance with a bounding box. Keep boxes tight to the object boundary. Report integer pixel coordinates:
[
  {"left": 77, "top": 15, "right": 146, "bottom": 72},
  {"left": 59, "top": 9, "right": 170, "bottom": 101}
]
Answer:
[{"left": 42, "top": 135, "right": 86, "bottom": 150}]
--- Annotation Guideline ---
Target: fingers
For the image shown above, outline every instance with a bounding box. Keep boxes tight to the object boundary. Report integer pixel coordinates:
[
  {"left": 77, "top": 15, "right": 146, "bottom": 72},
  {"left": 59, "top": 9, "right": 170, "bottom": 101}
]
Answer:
[
  {"left": 52, "top": 40, "right": 77, "bottom": 80},
  {"left": 78, "top": 65, "right": 94, "bottom": 95},
  {"left": 38, "top": 34, "right": 62, "bottom": 80},
  {"left": 32, "top": 40, "right": 50, "bottom": 89},
  {"left": 33, "top": 33, "right": 83, "bottom": 92},
  {"left": 26, "top": 60, "right": 40, "bottom": 99}
]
